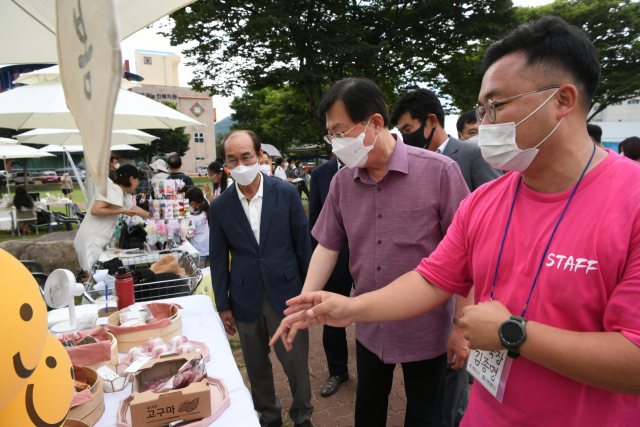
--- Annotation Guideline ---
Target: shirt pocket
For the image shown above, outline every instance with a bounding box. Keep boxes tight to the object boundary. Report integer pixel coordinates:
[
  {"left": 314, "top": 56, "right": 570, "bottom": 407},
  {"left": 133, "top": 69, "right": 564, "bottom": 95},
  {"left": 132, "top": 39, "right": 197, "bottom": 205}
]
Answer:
[{"left": 393, "top": 206, "right": 431, "bottom": 248}]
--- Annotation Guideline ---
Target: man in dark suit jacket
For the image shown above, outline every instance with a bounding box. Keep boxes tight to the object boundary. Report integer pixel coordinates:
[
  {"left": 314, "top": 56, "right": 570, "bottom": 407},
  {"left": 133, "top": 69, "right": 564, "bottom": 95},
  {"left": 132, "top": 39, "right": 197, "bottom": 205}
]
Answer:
[
  {"left": 391, "top": 89, "right": 501, "bottom": 427},
  {"left": 210, "top": 130, "right": 314, "bottom": 427},
  {"left": 308, "top": 157, "right": 353, "bottom": 397}
]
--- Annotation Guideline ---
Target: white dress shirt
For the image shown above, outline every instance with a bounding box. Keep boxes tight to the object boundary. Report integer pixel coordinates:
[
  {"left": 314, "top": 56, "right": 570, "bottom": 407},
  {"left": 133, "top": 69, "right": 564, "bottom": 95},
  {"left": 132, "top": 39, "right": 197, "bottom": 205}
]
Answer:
[
  {"left": 236, "top": 172, "right": 264, "bottom": 244},
  {"left": 274, "top": 166, "right": 287, "bottom": 181},
  {"left": 436, "top": 137, "right": 450, "bottom": 154}
]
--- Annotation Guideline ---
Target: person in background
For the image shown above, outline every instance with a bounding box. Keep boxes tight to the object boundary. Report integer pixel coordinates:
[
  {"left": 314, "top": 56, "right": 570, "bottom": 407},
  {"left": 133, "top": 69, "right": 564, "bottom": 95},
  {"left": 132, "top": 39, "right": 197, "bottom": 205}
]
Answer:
[
  {"left": 456, "top": 110, "right": 480, "bottom": 141},
  {"left": 186, "top": 186, "right": 210, "bottom": 268},
  {"left": 273, "top": 158, "right": 290, "bottom": 181},
  {"left": 308, "top": 155, "right": 353, "bottom": 397},
  {"left": 260, "top": 152, "right": 273, "bottom": 175},
  {"left": 108, "top": 157, "right": 119, "bottom": 181},
  {"left": 393, "top": 89, "right": 502, "bottom": 193},
  {"left": 210, "top": 130, "right": 314, "bottom": 427},
  {"left": 149, "top": 159, "right": 170, "bottom": 181},
  {"left": 619, "top": 136, "right": 640, "bottom": 161},
  {"left": 167, "top": 155, "right": 195, "bottom": 191},
  {"left": 74, "top": 165, "right": 150, "bottom": 271},
  {"left": 204, "top": 161, "right": 232, "bottom": 202},
  {"left": 12, "top": 185, "right": 36, "bottom": 235},
  {"left": 136, "top": 162, "right": 153, "bottom": 194},
  {"left": 294, "top": 160, "right": 310, "bottom": 200},
  {"left": 61, "top": 172, "right": 74, "bottom": 199},
  {"left": 272, "top": 77, "right": 470, "bottom": 427},
  {"left": 276, "top": 16, "right": 640, "bottom": 426},
  {"left": 587, "top": 123, "right": 603, "bottom": 148}
]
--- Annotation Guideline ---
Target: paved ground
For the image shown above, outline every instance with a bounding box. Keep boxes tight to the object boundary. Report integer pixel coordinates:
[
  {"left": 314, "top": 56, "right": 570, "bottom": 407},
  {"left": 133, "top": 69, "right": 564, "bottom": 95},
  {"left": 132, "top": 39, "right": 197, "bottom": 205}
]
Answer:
[{"left": 231, "top": 323, "right": 410, "bottom": 427}]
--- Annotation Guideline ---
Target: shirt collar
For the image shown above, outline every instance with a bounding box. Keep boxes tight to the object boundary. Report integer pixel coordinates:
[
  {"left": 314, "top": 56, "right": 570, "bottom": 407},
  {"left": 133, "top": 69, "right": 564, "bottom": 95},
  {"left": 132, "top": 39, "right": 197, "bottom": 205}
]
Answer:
[
  {"left": 436, "top": 137, "right": 450, "bottom": 154},
  {"left": 237, "top": 172, "right": 264, "bottom": 201},
  {"left": 353, "top": 133, "right": 409, "bottom": 182}
]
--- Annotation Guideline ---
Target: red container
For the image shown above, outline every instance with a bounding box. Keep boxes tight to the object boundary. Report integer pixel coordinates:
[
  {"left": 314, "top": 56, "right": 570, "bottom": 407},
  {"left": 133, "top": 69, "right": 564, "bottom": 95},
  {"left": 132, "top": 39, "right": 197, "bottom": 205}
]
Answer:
[{"left": 114, "top": 267, "right": 135, "bottom": 310}]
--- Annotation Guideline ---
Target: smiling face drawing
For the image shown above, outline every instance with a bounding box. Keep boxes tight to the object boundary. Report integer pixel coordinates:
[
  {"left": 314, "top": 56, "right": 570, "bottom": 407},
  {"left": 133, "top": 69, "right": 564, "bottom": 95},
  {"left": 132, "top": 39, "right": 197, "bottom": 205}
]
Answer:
[
  {"left": 0, "top": 333, "right": 74, "bottom": 426},
  {"left": 0, "top": 249, "right": 48, "bottom": 409}
]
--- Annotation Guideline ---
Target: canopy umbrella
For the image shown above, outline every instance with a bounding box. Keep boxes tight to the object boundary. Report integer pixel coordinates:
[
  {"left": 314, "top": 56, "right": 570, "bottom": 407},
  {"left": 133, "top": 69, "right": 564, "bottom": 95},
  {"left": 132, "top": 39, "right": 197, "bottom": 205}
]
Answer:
[
  {"left": 0, "top": 138, "right": 19, "bottom": 145},
  {"left": 38, "top": 144, "right": 139, "bottom": 153},
  {"left": 0, "top": 81, "right": 204, "bottom": 130},
  {"left": 16, "top": 129, "right": 156, "bottom": 146},
  {"left": 0, "top": 144, "right": 54, "bottom": 194},
  {"left": 0, "top": 0, "right": 198, "bottom": 64},
  {"left": 13, "top": 65, "right": 142, "bottom": 90},
  {"left": 261, "top": 143, "right": 283, "bottom": 158}
]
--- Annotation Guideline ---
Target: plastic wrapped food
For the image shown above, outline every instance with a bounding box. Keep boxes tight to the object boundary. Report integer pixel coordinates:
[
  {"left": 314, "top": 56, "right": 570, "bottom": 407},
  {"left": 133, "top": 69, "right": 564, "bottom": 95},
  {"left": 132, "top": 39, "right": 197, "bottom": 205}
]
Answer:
[
  {"left": 61, "top": 339, "right": 75, "bottom": 348},
  {"left": 151, "top": 344, "right": 172, "bottom": 359},
  {"left": 176, "top": 342, "right": 196, "bottom": 355},
  {"left": 169, "top": 335, "right": 189, "bottom": 350},
  {"left": 74, "top": 381, "right": 90, "bottom": 392},
  {"left": 140, "top": 376, "right": 171, "bottom": 393},
  {"left": 75, "top": 335, "right": 99, "bottom": 346},
  {"left": 193, "top": 359, "right": 207, "bottom": 383},
  {"left": 145, "top": 337, "right": 165, "bottom": 353},
  {"left": 126, "top": 346, "right": 148, "bottom": 363}
]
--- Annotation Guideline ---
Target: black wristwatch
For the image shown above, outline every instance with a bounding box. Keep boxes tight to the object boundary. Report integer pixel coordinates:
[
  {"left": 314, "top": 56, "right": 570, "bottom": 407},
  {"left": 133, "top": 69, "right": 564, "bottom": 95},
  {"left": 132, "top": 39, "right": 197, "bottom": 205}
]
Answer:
[{"left": 499, "top": 316, "right": 527, "bottom": 359}]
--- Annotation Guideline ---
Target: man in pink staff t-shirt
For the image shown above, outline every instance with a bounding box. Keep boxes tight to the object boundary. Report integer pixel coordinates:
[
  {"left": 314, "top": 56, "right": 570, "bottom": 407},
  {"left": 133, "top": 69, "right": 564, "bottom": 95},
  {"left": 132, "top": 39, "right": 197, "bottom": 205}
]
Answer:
[{"left": 273, "top": 15, "right": 640, "bottom": 426}]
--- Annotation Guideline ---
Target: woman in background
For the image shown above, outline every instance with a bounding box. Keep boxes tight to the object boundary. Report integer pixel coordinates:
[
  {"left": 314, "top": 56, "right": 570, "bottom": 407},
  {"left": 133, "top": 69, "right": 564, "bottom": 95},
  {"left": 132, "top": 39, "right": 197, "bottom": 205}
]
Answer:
[
  {"left": 61, "top": 172, "right": 73, "bottom": 199},
  {"left": 204, "top": 161, "right": 233, "bottom": 202},
  {"left": 12, "top": 185, "right": 36, "bottom": 235},
  {"left": 186, "top": 186, "right": 210, "bottom": 268},
  {"left": 619, "top": 136, "right": 640, "bottom": 161}
]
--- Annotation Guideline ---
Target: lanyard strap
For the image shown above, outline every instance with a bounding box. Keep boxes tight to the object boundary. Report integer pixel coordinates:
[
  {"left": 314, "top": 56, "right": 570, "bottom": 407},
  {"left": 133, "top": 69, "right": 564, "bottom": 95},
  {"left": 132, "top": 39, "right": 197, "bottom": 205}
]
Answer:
[{"left": 490, "top": 142, "right": 597, "bottom": 317}]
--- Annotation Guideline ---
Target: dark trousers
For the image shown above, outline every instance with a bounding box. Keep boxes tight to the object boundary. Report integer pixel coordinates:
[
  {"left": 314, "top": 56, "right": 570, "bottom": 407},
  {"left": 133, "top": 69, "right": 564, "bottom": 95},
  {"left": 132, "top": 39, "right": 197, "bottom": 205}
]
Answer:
[
  {"left": 355, "top": 340, "right": 447, "bottom": 427},
  {"left": 322, "top": 272, "right": 353, "bottom": 376},
  {"left": 297, "top": 182, "right": 310, "bottom": 199},
  {"left": 438, "top": 363, "right": 469, "bottom": 427}
]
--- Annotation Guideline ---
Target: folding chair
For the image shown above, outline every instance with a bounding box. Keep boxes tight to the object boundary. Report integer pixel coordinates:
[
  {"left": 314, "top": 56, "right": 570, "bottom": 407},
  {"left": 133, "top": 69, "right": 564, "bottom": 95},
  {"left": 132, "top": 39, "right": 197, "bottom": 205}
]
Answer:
[
  {"left": 14, "top": 206, "right": 39, "bottom": 236},
  {"left": 0, "top": 208, "right": 15, "bottom": 236},
  {"left": 51, "top": 211, "right": 80, "bottom": 231}
]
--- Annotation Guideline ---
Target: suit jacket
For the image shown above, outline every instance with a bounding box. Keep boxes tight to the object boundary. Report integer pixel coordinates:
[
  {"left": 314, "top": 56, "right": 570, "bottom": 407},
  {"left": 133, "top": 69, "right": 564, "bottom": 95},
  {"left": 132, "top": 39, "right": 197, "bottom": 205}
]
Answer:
[
  {"left": 441, "top": 136, "right": 502, "bottom": 192},
  {"left": 209, "top": 173, "right": 312, "bottom": 322},
  {"left": 309, "top": 158, "right": 350, "bottom": 281}
]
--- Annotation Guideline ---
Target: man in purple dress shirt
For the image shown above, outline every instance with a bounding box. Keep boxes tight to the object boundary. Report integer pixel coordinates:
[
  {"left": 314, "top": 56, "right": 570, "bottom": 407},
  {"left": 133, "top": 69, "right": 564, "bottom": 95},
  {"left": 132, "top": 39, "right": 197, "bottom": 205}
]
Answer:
[{"left": 271, "top": 78, "right": 470, "bottom": 426}]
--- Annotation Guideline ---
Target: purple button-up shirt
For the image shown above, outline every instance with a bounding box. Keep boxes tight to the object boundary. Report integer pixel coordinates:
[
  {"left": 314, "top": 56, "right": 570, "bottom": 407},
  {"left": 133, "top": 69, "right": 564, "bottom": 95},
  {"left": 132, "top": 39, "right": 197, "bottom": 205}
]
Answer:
[{"left": 313, "top": 136, "right": 470, "bottom": 363}]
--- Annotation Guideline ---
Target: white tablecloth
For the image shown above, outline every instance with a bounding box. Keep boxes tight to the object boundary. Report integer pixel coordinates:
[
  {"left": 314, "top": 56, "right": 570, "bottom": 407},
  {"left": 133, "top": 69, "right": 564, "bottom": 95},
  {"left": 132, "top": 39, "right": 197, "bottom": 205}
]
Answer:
[{"left": 48, "top": 295, "right": 259, "bottom": 427}]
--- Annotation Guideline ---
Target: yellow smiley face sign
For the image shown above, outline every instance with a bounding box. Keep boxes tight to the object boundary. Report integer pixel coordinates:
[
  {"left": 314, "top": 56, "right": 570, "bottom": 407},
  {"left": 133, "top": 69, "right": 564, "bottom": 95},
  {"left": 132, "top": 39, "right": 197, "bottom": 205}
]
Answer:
[
  {"left": 0, "top": 248, "right": 48, "bottom": 410},
  {"left": 0, "top": 332, "right": 74, "bottom": 427}
]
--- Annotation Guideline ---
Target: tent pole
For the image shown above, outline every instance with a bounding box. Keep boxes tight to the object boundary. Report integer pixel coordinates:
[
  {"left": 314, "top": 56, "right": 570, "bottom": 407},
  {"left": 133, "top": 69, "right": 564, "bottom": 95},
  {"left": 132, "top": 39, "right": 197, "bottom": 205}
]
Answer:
[{"left": 63, "top": 148, "right": 88, "bottom": 202}]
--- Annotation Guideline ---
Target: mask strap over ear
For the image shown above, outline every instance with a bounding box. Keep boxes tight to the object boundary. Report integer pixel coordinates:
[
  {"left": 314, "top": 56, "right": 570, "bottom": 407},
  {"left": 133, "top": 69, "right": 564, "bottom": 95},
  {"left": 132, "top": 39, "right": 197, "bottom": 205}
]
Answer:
[
  {"left": 516, "top": 88, "right": 560, "bottom": 127},
  {"left": 533, "top": 118, "right": 564, "bottom": 149}
]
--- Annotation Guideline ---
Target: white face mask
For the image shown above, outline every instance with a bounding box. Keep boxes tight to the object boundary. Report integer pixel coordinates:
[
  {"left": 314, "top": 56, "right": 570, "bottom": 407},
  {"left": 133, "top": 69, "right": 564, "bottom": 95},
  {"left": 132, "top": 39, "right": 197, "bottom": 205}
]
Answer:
[
  {"left": 331, "top": 117, "right": 378, "bottom": 169},
  {"left": 284, "top": 162, "right": 289, "bottom": 169},
  {"left": 229, "top": 158, "right": 260, "bottom": 186},
  {"left": 189, "top": 206, "right": 195, "bottom": 213},
  {"left": 478, "top": 88, "right": 562, "bottom": 172},
  {"left": 258, "top": 164, "right": 271, "bottom": 174},
  {"left": 114, "top": 163, "right": 120, "bottom": 169}
]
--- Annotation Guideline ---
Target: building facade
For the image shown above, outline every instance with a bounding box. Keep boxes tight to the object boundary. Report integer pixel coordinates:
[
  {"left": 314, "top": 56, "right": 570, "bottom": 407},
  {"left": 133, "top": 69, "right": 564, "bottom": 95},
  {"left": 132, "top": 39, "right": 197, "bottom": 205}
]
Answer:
[{"left": 589, "top": 97, "right": 640, "bottom": 122}]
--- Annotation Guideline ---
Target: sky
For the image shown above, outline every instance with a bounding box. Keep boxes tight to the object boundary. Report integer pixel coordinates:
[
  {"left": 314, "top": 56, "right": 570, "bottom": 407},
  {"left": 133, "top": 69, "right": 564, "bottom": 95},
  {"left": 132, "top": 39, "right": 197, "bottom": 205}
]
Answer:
[{"left": 120, "top": 0, "right": 554, "bottom": 123}]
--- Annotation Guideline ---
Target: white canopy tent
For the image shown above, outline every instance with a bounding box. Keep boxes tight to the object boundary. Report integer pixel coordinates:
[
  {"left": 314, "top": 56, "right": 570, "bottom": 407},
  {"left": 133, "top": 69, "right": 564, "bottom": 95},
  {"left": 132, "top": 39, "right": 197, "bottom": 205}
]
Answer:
[
  {"left": 0, "top": 81, "right": 204, "bottom": 130},
  {"left": 0, "top": 144, "right": 54, "bottom": 194},
  {"left": 0, "top": 0, "right": 197, "bottom": 64},
  {"left": 13, "top": 65, "right": 142, "bottom": 90},
  {"left": 38, "top": 144, "right": 139, "bottom": 153},
  {"left": 16, "top": 128, "right": 157, "bottom": 146}
]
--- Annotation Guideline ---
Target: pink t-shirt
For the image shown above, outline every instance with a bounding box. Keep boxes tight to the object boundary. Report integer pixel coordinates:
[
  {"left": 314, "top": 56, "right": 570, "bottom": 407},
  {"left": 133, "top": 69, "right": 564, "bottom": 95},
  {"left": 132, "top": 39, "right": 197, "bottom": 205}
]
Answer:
[{"left": 416, "top": 150, "right": 640, "bottom": 427}]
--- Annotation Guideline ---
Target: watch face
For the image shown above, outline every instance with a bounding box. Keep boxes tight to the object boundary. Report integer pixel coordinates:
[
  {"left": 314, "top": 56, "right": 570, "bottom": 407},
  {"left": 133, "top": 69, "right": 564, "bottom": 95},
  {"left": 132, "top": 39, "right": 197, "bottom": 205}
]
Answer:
[{"left": 501, "top": 321, "right": 523, "bottom": 345}]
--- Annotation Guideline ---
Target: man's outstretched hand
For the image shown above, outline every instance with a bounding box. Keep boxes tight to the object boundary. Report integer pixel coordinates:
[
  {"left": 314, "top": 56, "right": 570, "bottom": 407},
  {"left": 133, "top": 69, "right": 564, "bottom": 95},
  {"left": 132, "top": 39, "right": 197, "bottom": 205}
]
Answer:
[{"left": 268, "top": 291, "right": 356, "bottom": 349}]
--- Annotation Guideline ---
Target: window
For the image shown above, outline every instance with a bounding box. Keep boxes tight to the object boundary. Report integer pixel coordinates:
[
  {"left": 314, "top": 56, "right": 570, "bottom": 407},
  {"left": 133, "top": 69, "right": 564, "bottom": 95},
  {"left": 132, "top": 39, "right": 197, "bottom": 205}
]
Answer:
[
  {"left": 194, "top": 133, "right": 205, "bottom": 143},
  {"left": 144, "top": 57, "right": 152, "bottom": 64},
  {"left": 612, "top": 102, "right": 622, "bottom": 106},
  {"left": 195, "top": 157, "right": 206, "bottom": 161},
  {"left": 627, "top": 100, "right": 640, "bottom": 105}
]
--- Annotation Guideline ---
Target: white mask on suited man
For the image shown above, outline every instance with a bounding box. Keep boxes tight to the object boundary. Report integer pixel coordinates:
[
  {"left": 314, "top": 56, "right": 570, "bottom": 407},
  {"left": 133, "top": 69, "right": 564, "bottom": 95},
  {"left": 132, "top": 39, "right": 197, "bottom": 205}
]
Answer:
[
  {"left": 478, "top": 88, "right": 562, "bottom": 173},
  {"left": 229, "top": 157, "right": 260, "bottom": 186}
]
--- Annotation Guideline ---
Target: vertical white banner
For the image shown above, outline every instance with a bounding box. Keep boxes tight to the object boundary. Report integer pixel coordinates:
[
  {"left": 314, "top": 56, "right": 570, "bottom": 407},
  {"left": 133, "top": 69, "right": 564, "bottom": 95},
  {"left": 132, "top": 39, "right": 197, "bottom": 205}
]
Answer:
[{"left": 56, "top": 0, "right": 122, "bottom": 198}]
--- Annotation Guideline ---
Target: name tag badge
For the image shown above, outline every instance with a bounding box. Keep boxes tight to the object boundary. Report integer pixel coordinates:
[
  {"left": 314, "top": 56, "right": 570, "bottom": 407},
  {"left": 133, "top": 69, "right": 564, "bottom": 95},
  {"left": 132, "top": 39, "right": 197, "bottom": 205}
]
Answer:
[{"left": 466, "top": 349, "right": 513, "bottom": 403}]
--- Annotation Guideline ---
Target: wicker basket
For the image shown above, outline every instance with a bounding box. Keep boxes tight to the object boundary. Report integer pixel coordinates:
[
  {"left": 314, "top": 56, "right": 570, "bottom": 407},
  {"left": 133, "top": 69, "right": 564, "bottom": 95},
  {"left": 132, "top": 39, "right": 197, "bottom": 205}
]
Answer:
[
  {"left": 107, "top": 306, "right": 182, "bottom": 352},
  {"left": 68, "top": 367, "right": 105, "bottom": 426}
]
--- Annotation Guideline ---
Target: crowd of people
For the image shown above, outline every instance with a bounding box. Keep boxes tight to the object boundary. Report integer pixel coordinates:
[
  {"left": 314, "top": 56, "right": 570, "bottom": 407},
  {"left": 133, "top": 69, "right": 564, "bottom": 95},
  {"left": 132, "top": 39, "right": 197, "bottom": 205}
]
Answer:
[{"left": 48, "top": 14, "right": 640, "bottom": 427}]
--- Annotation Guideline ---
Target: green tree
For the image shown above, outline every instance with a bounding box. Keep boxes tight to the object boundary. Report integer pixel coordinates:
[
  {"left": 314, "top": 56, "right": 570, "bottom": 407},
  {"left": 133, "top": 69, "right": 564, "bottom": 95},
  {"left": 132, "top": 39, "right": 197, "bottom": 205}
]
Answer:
[
  {"left": 168, "top": 0, "right": 514, "bottom": 142},
  {"left": 119, "top": 101, "right": 191, "bottom": 163},
  {"left": 516, "top": 0, "right": 640, "bottom": 121}
]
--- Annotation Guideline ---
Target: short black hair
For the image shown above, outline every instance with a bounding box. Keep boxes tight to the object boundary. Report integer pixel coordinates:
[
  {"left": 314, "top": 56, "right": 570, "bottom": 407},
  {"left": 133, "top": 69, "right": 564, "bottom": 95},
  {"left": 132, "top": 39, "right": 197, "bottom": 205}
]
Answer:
[
  {"left": 113, "top": 164, "right": 142, "bottom": 187},
  {"left": 275, "top": 158, "right": 283, "bottom": 167},
  {"left": 390, "top": 89, "right": 445, "bottom": 128},
  {"left": 318, "top": 78, "right": 390, "bottom": 127},
  {"left": 620, "top": 137, "right": 640, "bottom": 161},
  {"left": 586, "top": 124, "right": 602, "bottom": 143},
  {"left": 109, "top": 157, "right": 118, "bottom": 164},
  {"left": 219, "top": 130, "right": 261, "bottom": 160},
  {"left": 167, "top": 155, "right": 182, "bottom": 169},
  {"left": 482, "top": 15, "right": 601, "bottom": 111},
  {"left": 456, "top": 111, "right": 478, "bottom": 133}
]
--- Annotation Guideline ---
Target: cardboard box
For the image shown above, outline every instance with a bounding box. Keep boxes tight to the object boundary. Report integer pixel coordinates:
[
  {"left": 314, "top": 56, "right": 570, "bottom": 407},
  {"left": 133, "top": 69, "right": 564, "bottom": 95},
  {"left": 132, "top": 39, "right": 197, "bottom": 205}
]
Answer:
[{"left": 130, "top": 354, "right": 211, "bottom": 427}]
